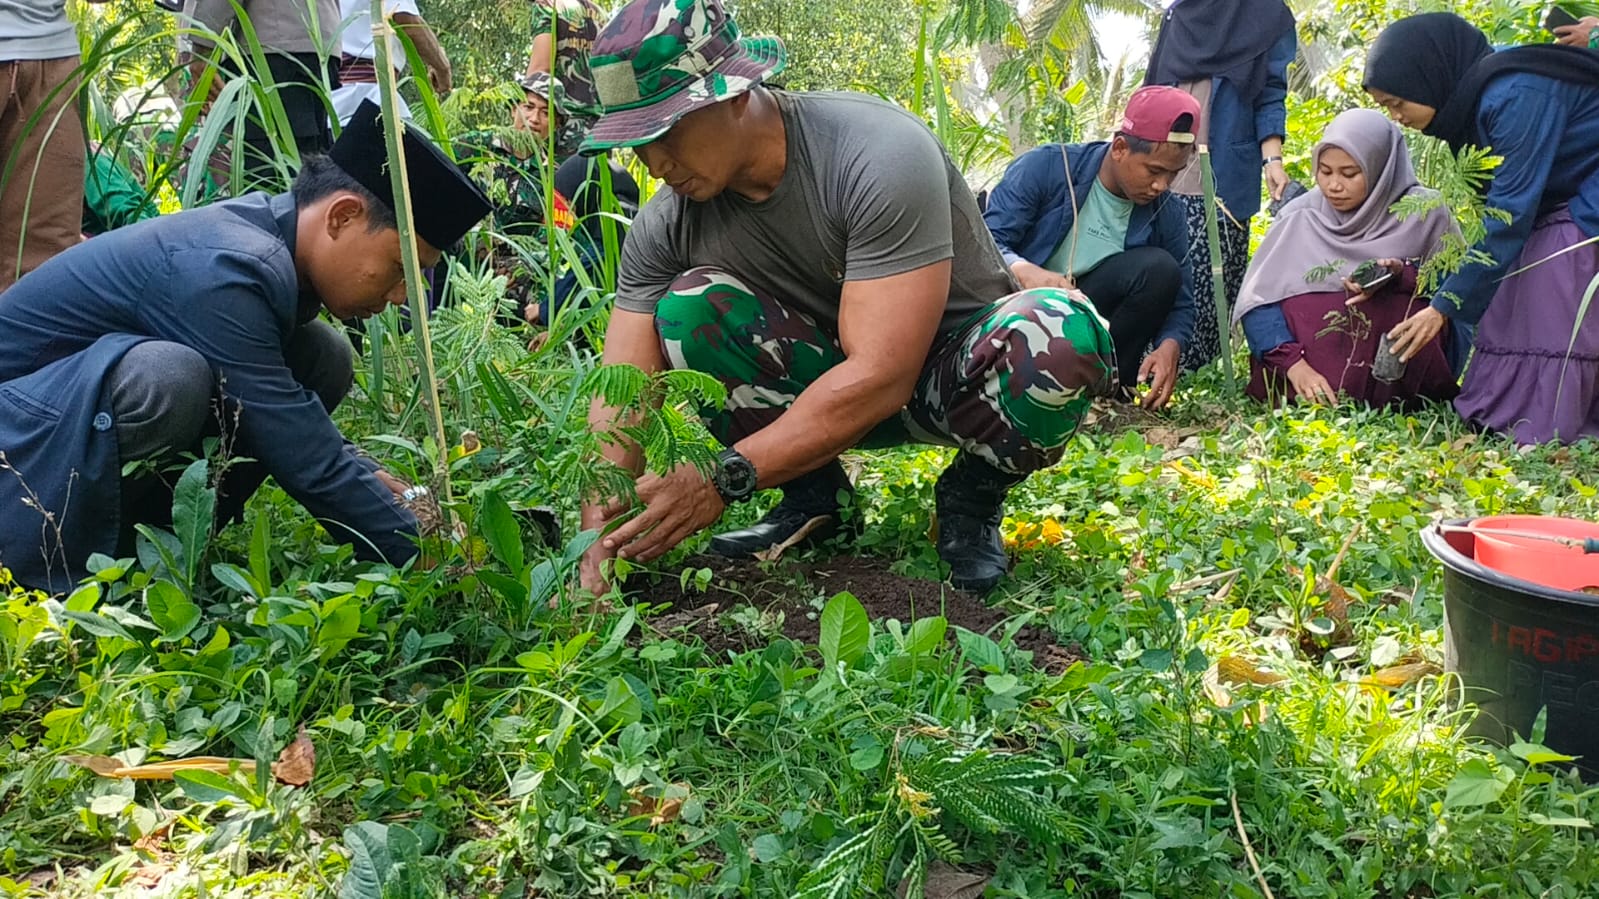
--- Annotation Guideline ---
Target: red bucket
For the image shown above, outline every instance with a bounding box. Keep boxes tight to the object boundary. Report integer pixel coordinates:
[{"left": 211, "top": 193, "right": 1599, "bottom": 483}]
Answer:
[{"left": 1471, "top": 515, "right": 1599, "bottom": 593}]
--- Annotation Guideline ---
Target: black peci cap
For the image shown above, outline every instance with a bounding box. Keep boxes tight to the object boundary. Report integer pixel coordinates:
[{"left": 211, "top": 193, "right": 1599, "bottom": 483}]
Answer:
[{"left": 331, "top": 100, "right": 493, "bottom": 249}]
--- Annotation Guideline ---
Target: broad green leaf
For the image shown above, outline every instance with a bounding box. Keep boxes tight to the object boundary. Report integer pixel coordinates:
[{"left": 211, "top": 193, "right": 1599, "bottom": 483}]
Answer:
[
  {"left": 479, "top": 570, "right": 529, "bottom": 606},
  {"left": 249, "top": 506, "right": 272, "bottom": 589},
  {"left": 955, "top": 627, "right": 1005, "bottom": 674},
  {"left": 1139, "top": 648, "right": 1174, "bottom": 671},
  {"left": 339, "top": 821, "right": 392, "bottom": 899},
  {"left": 752, "top": 833, "right": 786, "bottom": 863},
  {"left": 1444, "top": 759, "right": 1510, "bottom": 808},
  {"left": 984, "top": 673, "right": 1020, "bottom": 695},
  {"left": 171, "top": 459, "right": 215, "bottom": 583},
  {"left": 1528, "top": 813, "right": 1592, "bottom": 828},
  {"left": 145, "top": 581, "right": 201, "bottom": 642},
  {"left": 592, "top": 607, "right": 636, "bottom": 663},
  {"left": 64, "top": 584, "right": 100, "bottom": 613},
  {"left": 174, "top": 769, "right": 247, "bottom": 804},
  {"left": 848, "top": 744, "right": 884, "bottom": 771},
  {"left": 594, "top": 676, "right": 641, "bottom": 727},
  {"left": 1509, "top": 741, "right": 1576, "bottom": 766},
  {"left": 818, "top": 592, "right": 869, "bottom": 670},
  {"left": 59, "top": 610, "right": 135, "bottom": 642},
  {"left": 318, "top": 601, "right": 362, "bottom": 655},
  {"left": 211, "top": 563, "right": 258, "bottom": 597},
  {"left": 1530, "top": 707, "right": 1549, "bottom": 745},
  {"left": 508, "top": 765, "right": 544, "bottom": 798},
  {"left": 904, "top": 616, "right": 946, "bottom": 656},
  {"left": 481, "top": 490, "right": 524, "bottom": 573},
  {"left": 88, "top": 793, "right": 132, "bottom": 816}
]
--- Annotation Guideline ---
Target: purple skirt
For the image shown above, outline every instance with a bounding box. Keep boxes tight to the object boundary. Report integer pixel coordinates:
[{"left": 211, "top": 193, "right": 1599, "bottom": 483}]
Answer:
[
  {"left": 1455, "top": 209, "right": 1599, "bottom": 445},
  {"left": 1247, "top": 287, "right": 1457, "bottom": 408}
]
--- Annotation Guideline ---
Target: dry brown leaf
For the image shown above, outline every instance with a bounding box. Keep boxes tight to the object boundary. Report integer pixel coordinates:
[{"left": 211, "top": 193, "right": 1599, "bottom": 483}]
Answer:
[
  {"left": 127, "top": 861, "right": 173, "bottom": 888},
  {"left": 1365, "top": 661, "right": 1441, "bottom": 689},
  {"left": 752, "top": 515, "right": 831, "bottom": 563},
  {"left": 1144, "top": 427, "right": 1182, "bottom": 450},
  {"left": 1216, "top": 655, "right": 1286, "bottom": 687},
  {"left": 133, "top": 820, "right": 173, "bottom": 854},
  {"left": 898, "top": 862, "right": 991, "bottom": 899},
  {"left": 66, "top": 728, "right": 313, "bottom": 788},
  {"left": 64, "top": 755, "right": 258, "bottom": 780},
  {"left": 626, "top": 783, "right": 691, "bottom": 827},
  {"left": 271, "top": 725, "right": 315, "bottom": 786},
  {"left": 1203, "top": 663, "right": 1273, "bottom": 726}
]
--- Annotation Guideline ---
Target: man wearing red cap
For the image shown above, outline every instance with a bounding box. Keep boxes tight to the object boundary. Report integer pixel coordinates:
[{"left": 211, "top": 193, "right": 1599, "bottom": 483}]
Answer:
[
  {"left": 984, "top": 85, "right": 1202, "bottom": 410},
  {"left": 0, "top": 101, "right": 491, "bottom": 592}
]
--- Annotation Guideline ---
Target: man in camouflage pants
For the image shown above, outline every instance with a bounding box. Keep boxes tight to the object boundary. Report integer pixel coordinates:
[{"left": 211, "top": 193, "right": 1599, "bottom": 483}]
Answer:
[{"left": 576, "top": 0, "right": 1116, "bottom": 594}]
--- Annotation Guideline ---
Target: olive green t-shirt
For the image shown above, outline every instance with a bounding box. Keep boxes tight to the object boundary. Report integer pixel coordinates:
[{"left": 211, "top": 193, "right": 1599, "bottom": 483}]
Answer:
[
  {"left": 615, "top": 90, "right": 1018, "bottom": 334},
  {"left": 1043, "top": 178, "right": 1134, "bottom": 279}
]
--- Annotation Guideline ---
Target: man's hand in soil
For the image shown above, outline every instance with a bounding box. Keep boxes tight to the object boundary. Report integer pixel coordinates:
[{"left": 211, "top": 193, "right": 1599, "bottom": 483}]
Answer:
[
  {"left": 1137, "top": 339, "right": 1180, "bottom": 410},
  {"left": 602, "top": 463, "right": 727, "bottom": 564}
]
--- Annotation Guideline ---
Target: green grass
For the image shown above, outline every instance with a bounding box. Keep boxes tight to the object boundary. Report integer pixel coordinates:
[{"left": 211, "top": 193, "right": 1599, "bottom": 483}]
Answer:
[
  {"left": 6, "top": 3, "right": 1597, "bottom": 894},
  {"left": 5, "top": 320, "right": 1599, "bottom": 897}
]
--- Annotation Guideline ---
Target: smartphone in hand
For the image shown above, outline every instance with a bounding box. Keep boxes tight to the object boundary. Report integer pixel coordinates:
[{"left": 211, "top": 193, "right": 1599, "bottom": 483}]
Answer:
[
  {"left": 1545, "top": 5, "right": 1580, "bottom": 32},
  {"left": 1349, "top": 260, "right": 1395, "bottom": 294}
]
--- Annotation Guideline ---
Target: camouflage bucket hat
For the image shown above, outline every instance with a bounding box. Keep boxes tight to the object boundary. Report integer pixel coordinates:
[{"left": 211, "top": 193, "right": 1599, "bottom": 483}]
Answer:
[
  {"left": 578, "top": 0, "right": 786, "bottom": 156},
  {"left": 516, "top": 71, "right": 568, "bottom": 114}
]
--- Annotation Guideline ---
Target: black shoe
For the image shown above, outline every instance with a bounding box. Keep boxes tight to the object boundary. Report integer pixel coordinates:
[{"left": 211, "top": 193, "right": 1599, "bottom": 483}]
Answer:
[
  {"left": 935, "top": 452, "right": 1025, "bottom": 594},
  {"left": 709, "top": 460, "right": 854, "bottom": 559}
]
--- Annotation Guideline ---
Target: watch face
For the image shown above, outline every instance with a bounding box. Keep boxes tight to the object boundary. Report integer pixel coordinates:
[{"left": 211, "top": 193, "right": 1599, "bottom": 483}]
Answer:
[{"left": 717, "top": 452, "right": 757, "bottom": 499}]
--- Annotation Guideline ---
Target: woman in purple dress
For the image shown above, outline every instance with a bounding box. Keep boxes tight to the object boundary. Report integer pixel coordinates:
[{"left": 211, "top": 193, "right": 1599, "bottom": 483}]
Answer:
[
  {"left": 1234, "top": 108, "right": 1461, "bottom": 407},
  {"left": 1364, "top": 12, "right": 1599, "bottom": 443}
]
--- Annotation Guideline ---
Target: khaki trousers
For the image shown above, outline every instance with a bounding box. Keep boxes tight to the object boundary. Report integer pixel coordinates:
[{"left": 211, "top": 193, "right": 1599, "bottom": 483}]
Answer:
[{"left": 1, "top": 56, "right": 85, "bottom": 292}]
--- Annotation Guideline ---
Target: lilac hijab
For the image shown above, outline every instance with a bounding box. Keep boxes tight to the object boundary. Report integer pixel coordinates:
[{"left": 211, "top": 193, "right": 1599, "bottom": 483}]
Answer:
[{"left": 1232, "top": 108, "right": 1460, "bottom": 324}]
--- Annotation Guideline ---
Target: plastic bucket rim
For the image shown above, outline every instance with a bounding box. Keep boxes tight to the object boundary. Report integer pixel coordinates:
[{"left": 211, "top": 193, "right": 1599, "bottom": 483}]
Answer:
[{"left": 1424, "top": 519, "right": 1599, "bottom": 609}]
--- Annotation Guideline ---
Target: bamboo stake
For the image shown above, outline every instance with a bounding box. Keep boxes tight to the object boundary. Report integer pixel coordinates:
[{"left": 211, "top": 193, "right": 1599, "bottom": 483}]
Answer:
[
  {"left": 370, "top": 0, "right": 451, "bottom": 501},
  {"left": 1199, "top": 145, "right": 1235, "bottom": 393}
]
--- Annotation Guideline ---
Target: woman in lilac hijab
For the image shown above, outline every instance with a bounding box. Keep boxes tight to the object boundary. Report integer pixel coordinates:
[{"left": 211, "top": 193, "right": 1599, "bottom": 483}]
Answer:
[{"left": 1234, "top": 108, "right": 1461, "bottom": 407}]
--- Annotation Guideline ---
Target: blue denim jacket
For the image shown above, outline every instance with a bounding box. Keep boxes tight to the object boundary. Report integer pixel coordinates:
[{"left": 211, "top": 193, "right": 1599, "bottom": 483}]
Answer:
[
  {"left": 983, "top": 141, "right": 1196, "bottom": 349},
  {"left": 1148, "top": 28, "right": 1295, "bottom": 222}
]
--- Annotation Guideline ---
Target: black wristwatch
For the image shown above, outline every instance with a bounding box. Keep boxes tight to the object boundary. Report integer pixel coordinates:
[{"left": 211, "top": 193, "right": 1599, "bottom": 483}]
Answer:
[{"left": 712, "top": 448, "right": 758, "bottom": 504}]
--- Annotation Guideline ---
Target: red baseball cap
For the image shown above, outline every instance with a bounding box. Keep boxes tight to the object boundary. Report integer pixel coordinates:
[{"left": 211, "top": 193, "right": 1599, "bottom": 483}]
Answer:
[{"left": 1119, "top": 86, "right": 1201, "bottom": 145}]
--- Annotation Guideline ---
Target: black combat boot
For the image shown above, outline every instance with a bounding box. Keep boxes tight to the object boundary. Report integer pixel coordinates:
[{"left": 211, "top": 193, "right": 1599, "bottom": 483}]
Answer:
[
  {"left": 709, "top": 459, "right": 854, "bottom": 558},
  {"left": 934, "top": 452, "right": 1025, "bottom": 593}
]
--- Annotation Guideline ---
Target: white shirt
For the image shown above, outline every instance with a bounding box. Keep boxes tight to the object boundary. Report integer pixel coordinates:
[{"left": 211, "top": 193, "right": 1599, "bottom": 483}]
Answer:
[{"left": 330, "top": 0, "right": 420, "bottom": 124}]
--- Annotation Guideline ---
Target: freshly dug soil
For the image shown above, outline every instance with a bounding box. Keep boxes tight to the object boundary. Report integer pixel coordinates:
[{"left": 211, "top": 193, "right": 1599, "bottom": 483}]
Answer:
[{"left": 631, "top": 555, "right": 1085, "bottom": 673}]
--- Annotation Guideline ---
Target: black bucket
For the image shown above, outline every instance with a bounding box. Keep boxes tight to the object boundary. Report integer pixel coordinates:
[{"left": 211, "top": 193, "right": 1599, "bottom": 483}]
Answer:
[{"left": 1422, "top": 521, "right": 1599, "bottom": 779}]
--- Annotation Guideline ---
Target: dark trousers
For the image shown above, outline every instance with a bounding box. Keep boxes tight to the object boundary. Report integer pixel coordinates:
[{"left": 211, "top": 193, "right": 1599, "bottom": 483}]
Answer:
[
  {"left": 106, "top": 320, "right": 353, "bottom": 550},
  {"left": 1073, "top": 245, "right": 1182, "bottom": 385},
  {"left": 217, "top": 52, "right": 337, "bottom": 189}
]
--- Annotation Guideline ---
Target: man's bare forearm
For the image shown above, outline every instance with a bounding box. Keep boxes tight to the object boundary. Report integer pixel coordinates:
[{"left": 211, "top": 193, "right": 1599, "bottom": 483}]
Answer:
[
  {"left": 733, "top": 358, "right": 912, "bottom": 488},
  {"left": 393, "top": 13, "right": 450, "bottom": 84}
]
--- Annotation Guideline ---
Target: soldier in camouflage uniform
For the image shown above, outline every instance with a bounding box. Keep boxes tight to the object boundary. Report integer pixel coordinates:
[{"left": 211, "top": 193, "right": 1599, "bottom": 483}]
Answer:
[
  {"left": 575, "top": 0, "right": 1117, "bottom": 595},
  {"left": 526, "top": 0, "right": 606, "bottom": 148}
]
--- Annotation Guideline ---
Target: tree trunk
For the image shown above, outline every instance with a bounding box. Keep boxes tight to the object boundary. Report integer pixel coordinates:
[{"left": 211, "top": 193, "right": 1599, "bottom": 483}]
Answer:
[{"left": 977, "top": 40, "right": 1030, "bottom": 153}]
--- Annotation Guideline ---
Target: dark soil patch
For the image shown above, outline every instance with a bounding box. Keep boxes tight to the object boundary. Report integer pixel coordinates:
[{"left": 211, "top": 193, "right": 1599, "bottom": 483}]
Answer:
[{"left": 632, "top": 555, "right": 1085, "bottom": 673}]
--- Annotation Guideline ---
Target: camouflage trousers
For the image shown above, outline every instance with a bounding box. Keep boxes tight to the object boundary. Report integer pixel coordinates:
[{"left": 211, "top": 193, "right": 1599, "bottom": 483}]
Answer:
[{"left": 654, "top": 267, "right": 1117, "bottom": 475}]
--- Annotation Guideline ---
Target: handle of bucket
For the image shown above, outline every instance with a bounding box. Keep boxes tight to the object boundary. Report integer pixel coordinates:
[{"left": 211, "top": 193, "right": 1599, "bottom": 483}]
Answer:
[{"left": 1436, "top": 523, "right": 1599, "bottom": 553}]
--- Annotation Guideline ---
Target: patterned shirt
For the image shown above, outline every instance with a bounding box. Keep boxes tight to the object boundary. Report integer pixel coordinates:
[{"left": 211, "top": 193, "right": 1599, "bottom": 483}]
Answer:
[{"left": 529, "top": 0, "right": 606, "bottom": 118}]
